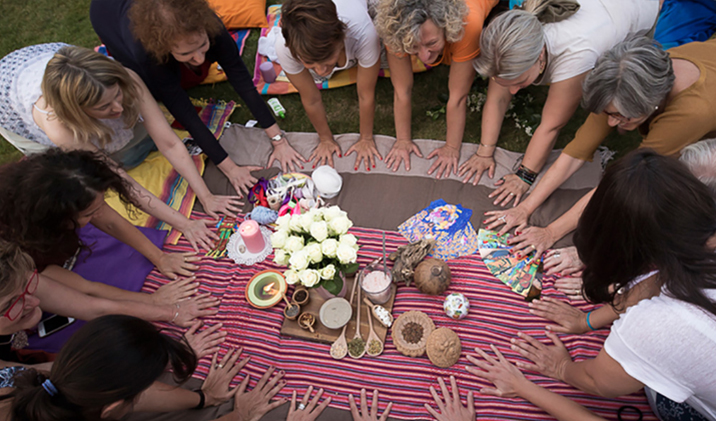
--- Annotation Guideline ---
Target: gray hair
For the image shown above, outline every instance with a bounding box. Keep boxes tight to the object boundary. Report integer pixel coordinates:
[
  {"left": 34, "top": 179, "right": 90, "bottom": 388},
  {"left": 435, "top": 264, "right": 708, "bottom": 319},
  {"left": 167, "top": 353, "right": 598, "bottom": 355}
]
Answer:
[
  {"left": 582, "top": 36, "right": 674, "bottom": 118},
  {"left": 473, "top": 3, "right": 547, "bottom": 79},
  {"left": 680, "top": 139, "right": 716, "bottom": 193}
]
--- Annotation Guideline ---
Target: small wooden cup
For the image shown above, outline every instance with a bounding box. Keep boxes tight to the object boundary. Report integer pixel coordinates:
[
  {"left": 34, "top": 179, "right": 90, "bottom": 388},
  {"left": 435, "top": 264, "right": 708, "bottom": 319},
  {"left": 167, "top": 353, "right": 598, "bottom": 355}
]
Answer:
[
  {"left": 284, "top": 303, "right": 301, "bottom": 320},
  {"left": 298, "top": 312, "right": 316, "bottom": 333},
  {"left": 292, "top": 287, "right": 310, "bottom": 306}
]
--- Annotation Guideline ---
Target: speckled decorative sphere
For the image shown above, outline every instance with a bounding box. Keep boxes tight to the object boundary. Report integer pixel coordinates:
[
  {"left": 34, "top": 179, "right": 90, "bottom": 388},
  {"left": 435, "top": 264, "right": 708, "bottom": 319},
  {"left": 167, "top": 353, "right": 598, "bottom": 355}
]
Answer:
[{"left": 443, "top": 293, "right": 470, "bottom": 320}]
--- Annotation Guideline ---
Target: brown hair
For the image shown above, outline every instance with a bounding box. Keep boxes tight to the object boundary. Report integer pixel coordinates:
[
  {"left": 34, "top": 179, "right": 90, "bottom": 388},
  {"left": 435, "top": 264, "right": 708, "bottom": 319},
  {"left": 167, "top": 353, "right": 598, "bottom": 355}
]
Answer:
[
  {"left": 42, "top": 46, "right": 140, "bottom": 147},
  {"left": 0, "top": 240, "right": 35, "bottom": 300},
  {"left": 281, "top": 0, "right": 346, "bottom": 64},
  {"left": 129, "top": 0, "right": 223, "bottom": 62}
]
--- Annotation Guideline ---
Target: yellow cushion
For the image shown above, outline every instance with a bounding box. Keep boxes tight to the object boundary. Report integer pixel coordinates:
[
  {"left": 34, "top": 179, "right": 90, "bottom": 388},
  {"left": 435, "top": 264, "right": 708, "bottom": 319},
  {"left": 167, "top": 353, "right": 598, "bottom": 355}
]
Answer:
[{"left": 208, "top": 0, "right": 267, "bottom": 29}]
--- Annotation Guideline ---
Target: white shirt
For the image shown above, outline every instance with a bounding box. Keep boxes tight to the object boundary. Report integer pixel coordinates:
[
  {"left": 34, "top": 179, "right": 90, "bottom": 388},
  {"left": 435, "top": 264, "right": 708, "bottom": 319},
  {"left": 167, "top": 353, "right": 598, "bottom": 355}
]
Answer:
[
  {"left": 275, "top": 0, "right": 380, "bottom": 83},
  {"left": 537, "top": 0, "right": 659, "bottom": 84},
  {"left": 604, "top": 288, "right": 716, "bottom": 420}
]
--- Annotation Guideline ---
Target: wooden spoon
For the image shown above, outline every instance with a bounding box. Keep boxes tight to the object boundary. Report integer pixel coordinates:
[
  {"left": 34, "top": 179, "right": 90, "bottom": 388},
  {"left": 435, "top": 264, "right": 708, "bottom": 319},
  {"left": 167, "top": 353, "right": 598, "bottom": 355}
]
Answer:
[
  {"left": 348, "top": 283, "right": 365, "bottom": 359},
  {"left": 330, "top": 273, "right": 359, "bottom": 360},
  {"left": 364, "top": 297, "right": 394, "bottom": 328},
  {"left": 363, "top": 298, "right": 383, "bottom": 356}
]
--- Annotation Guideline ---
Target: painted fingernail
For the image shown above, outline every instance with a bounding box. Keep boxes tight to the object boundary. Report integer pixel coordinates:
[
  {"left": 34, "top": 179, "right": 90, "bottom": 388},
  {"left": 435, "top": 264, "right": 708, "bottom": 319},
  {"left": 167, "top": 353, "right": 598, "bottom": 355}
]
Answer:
[
  {"left": 338, "top": 153, "right": 342, "bottom": 158},
  {"left": 372, "top": 164, "right": 376, "bottom": 168},
  {"left": 312, "top": 165, "right": 315, "bottom": 169},
  {"left": 280, "top": 370, "right": 285, "bottom": 375},
  {"left": 354, "top": 167, "right": 358, "bottom": 171}
]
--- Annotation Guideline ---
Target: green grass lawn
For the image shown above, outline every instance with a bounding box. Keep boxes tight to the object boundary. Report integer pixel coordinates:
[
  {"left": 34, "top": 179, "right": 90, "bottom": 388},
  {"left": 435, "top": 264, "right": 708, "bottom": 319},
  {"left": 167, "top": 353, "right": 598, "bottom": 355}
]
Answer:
[{"left": 0, "top": 0, "right": 640, "bottom": 165}]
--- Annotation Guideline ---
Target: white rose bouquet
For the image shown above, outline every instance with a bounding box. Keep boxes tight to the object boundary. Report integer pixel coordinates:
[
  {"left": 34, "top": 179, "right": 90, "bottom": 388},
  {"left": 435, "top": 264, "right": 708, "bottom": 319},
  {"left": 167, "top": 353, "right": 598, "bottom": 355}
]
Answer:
[{"left": 271, "top": 206, "right": 359, "bottom": 294}]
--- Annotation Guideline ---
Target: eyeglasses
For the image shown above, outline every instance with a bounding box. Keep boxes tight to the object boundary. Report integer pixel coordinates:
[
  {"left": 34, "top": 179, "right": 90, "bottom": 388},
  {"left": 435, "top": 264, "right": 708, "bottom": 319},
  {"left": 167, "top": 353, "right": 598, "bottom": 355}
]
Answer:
[
  {"left": 603, "top": 110, "right": 634, "bottom": 124},
  {"left": 2, "top": 270, "right": 39, "bottom": 321}
]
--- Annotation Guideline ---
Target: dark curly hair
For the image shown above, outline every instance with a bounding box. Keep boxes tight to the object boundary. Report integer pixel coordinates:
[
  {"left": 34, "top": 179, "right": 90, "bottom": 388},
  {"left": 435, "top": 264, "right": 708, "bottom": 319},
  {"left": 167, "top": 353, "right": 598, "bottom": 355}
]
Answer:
[
  {"left": 11, "top": 315, "right": 197, "bottom": 421},
  {"left": 0, "top": 149, "right": 139, "bottom": 270},
  {"left": 574, "top": 149, "right": 716, "bottom": 316},
  {"left": 129, "top": 0, "right": 224, "bottom": 62}
]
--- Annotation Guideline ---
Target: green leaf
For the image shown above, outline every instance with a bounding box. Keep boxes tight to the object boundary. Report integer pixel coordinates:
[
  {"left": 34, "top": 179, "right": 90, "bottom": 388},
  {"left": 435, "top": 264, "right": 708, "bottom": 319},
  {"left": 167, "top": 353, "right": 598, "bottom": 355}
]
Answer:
[
  {"left": 342, "top": 263, "right": 359, "bottom": 275},
  {"left": 321, "top": 274, "right": 344, "bottom": 295}
]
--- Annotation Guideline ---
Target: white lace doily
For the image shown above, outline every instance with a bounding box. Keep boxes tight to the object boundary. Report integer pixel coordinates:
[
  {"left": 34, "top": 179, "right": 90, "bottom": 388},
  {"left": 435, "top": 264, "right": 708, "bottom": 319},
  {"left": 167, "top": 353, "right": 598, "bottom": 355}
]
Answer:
[{"left": 227, "top": 225, "right": 273, "bottom": 266}]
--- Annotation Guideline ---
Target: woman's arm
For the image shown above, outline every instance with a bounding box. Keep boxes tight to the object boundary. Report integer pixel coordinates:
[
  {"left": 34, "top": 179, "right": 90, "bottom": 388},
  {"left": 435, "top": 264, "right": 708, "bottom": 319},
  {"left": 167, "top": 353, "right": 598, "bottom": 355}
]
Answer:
[
  {"left": 35, "top": 274, "right": 218, "bottom": 326},
  {"left": 458, "top": 79, "right": 512, "bottom": 185},
  {"left": 489, "top": 73, "right": 587, "bottom": 207},
  {"left": 427, "top": 61, "right": 476, "bottom": 179},
  {"left": 90, "top": 202, "right": 198, "bottom": 279},
  {"left": 511, "top": 332, "right": 644, "bottom": 398},
  {"left": 484, "top": 152, "right": 587, "bottom": 236},
  {"left": 133, "top": 72, "right": 247, "bottom": 211},
  {"left": 35, "top": 95, "right": 221, "bottom": 252},
  {"left": 345, "top": 61, "right": 382, "bottom": 171},
  {"left": 384, "top": 53, "right": 423, "bottom": 172},
  {"left": 286, "top": 69, "right": 341, "bottom": 167},
  {"left": 466, "top": 346, "right": 605, "bottom": 421}
]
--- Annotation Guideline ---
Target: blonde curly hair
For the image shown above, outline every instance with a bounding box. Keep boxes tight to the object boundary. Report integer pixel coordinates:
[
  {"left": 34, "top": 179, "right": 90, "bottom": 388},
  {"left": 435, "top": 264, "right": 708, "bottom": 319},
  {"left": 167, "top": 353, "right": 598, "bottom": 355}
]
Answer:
[{"left": 375, "top": 0, "right": 468, "bottom": 54}]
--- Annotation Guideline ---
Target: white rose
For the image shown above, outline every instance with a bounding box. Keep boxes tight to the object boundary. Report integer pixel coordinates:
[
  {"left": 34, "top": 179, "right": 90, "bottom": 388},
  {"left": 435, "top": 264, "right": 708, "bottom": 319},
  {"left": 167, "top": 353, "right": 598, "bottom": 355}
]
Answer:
[
  {"left": 285, "top": 236, "right": 305, "bottom": 253},
  {"left": 299, "top": 214, "right": 314, "bottom": 232},
  {"left": 284, "top": 270, "right": 300, "bottom": 285},
  {"left": 329, "top": 216, "right": 352, "bottom": 235},
  {"left": 271, "top": 230, "right": 288, "bottom": 249},
  {"left": 321, "top": 238, "right": 339, "bottom": 258},
  {"left": 289, "top": 215, "right": 304, "bottom": 232},
  {"left": 304, "top": 243, "right": 323, "bottom": 264},
  {"left": 321, "top": 264, "right": 337, "bottom": 280},
  {"left": 289, "top": 250, "right": 310, "bottom": 271},
  {"left": 339, "top": 234, "right": 357, "bottom": 248},
  {"left": 336, "top": 243, "right": 358, "bottom": 264},
  {"left": 323, "top": 206, "right": 344, "bottom": 221},
  {"left": 299, "top": 269, "right": 321, "bottom": 287},
  {"left": 273, "top": 249, "right": 290, "bottom": 266},
  {"left": 310, "top": 221, "right": 329, "bottom": 242},
  {"left": 275, "top": 214, "right": 291, "bottom": 231},
  {"left": 308, "top": 207, "right": 322, "bottom": 221}
]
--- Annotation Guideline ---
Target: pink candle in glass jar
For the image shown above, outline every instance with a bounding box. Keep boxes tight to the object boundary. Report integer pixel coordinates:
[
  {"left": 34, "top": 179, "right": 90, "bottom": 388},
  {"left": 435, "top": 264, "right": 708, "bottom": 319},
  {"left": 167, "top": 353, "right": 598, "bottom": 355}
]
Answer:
[
  {"left": 239, "top": 220, "right": 265, "bottom": 253},
  {"left": 361, "top": 270, "right": 392, "bottom": 304}
]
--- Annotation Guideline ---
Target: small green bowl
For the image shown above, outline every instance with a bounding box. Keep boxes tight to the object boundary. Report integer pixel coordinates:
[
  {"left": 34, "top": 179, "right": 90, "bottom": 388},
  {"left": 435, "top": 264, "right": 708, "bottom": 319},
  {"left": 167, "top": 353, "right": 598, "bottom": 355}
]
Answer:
[{"left": 245, "top": 270, "right": 287, "bottom": 309}]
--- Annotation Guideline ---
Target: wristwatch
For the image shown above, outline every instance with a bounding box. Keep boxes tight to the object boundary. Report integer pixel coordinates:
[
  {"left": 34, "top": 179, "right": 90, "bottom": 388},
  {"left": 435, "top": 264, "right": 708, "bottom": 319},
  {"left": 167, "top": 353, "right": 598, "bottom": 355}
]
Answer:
[{"left": 270, "top": 132, "right": 285, "bottom": 143}]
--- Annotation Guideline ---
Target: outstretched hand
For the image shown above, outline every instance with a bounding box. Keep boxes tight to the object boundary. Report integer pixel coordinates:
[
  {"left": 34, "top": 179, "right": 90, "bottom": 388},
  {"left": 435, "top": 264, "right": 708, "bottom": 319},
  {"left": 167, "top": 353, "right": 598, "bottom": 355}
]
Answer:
[
  {"left": 427, "top": 145, "right": 460, "bottom": 179},
  {"left": 424, "top": 376, "right": 475, "bottom": 421},
  {"left": 231, "top": 366, "right": 287, "bottom": 421},
  {"left": 268, "top": 136, "right": 308, "bottom": 172},
  {"left": 458, "top": 153, "right": 495, "bottom": 185},
  {"left": 179, "top": 218, "right": 220, "bottom": 252},
  {"left": 529, "top": 297, "right": 589, "bottom": 334},
  {"left": 466, "top": 344, "right": 530, "bottom": 398},
  {"left": 202, "top": 348, "right": 250, "bottom": 406},
  {"left": 489, "top": 174, "right": 529, "bottom": 207},
  {"left": 309, "top": 138, "right": 342, "bottom": 168},
  {"left": 510, "top": 331, "right": 572, "bottom": 381},
  {"left": 152, "top": 274, "right": 199, "bottom": 304},
  {"left": 346, "top": 137, "right": 382, "bottom": 171},
  {"left": 385, "top": 139, "right": 423, "bottom": 172},
  {"left": 172, "top": 292, "right": 220, "bottom": 327},
  {"left": 349, "top": 389, "right": 393, "bottom": 421},
  {"left": 483, "top": 206, "right": 530, "bottom": 236},
  {"left": 286, "top": 386, "right": 331, "bottom": 421},
  {"left": 184, "top": 320, "right": 227, "bottom": 358}
]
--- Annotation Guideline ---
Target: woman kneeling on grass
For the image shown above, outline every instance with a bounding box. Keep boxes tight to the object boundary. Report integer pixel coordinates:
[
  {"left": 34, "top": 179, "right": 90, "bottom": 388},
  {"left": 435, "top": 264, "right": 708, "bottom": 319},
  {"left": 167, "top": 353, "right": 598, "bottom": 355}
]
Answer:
[
  {"left": 0, "top": 43, "right": 241, "bottom": 251},
  {"left": 0, "top": 150, "right": 219, "bottom": 326},
  {"left": 276, "top": 0, "right": 382, "bottom": 171},
  {"left": 1, "top": 315, "right": 286, "bottom": 421}
]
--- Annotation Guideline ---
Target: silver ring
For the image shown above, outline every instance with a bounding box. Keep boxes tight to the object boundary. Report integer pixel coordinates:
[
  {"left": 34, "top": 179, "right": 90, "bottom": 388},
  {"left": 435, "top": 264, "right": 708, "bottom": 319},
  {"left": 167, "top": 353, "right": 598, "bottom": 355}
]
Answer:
[
  {"left": 530, "top": 244, "right": 536, "bottom": 249},
  {"left": 508, "top": 192, "right": 514, "bottom": 196},
  {"left": 298, "top": 403, "right": 306, "bottom": 410},
  {"left": 554, "top": 252, "right": 561, "bottom": 259},
  {"left": 216, "top": 364, "right": 223, "bottom": 369},
  {"left": 498, "top": 215, "right": 506, "bottom": 222}
]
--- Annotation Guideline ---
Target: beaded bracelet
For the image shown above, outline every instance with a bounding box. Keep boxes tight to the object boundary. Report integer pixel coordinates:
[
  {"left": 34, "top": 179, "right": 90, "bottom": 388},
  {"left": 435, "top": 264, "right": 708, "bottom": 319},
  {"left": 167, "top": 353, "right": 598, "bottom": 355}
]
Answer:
[
  {"left": 515, "top": 164, "right": 538, "bottom": 186},
  {"left": 585, "top": 311, "right": 596, "bottom": 331}
]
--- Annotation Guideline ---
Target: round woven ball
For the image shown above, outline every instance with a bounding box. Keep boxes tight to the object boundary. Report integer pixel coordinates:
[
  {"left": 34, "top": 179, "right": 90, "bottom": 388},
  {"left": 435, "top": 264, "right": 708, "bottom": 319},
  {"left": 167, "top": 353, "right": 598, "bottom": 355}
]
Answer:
[
  {"left": 392, "top": 311, "right": 435, "bottom": 357},
  {"left": 426, "top": 328, "right": 461, "bottom": 368}
]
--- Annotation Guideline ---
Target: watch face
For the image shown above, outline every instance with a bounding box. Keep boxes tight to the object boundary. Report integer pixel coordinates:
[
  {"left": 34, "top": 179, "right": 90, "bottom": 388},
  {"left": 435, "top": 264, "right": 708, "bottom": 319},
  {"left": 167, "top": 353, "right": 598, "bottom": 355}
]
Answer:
[{"left": 271, "top": 134, "right": 283, "bottom": 142}]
